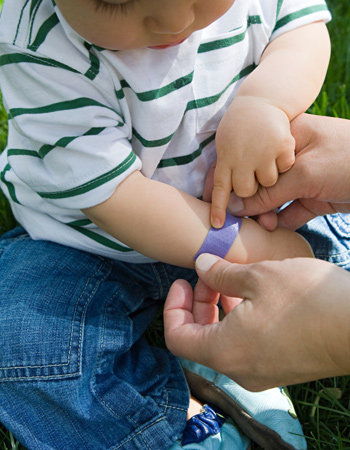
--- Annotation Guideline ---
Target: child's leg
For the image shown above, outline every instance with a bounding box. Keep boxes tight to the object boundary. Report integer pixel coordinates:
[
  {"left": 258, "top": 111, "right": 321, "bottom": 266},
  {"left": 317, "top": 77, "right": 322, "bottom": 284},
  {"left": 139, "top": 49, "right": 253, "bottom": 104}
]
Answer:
[
  {"left": 0, "top": 228, "right": 190, "bottom": 449},
  {"left": 297, "top": 213, "right": 350, "bottom": 270}
]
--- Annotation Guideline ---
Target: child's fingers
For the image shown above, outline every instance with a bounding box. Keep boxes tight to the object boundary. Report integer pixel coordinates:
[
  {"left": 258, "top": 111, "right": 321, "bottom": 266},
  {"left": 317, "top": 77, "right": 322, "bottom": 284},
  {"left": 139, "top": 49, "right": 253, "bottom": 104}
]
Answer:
[
  {"left": 255, "top": 162, "right": 279, "bottom": 187},
  {"left": 202, "top": 162, "right": 216, "bottom": 202},
  {"left": 276, "top": 151, "right": 295, "bottom": 174},
  {"left": 232, "top": 169, "right": 258, "bottom": 198},
  {"left": 211, "top": 166, "right": 232, "bottom": 228}
]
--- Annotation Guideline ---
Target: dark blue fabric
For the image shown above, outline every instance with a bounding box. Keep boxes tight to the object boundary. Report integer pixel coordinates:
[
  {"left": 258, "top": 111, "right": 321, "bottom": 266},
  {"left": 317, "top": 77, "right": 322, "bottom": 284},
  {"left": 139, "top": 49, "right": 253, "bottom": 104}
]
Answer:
[
  {"left": 182, "top": 404, "right": 226, "bottom": 446},
  {"left": 0, "top": 227, "right": 197, "bottom": 449}
]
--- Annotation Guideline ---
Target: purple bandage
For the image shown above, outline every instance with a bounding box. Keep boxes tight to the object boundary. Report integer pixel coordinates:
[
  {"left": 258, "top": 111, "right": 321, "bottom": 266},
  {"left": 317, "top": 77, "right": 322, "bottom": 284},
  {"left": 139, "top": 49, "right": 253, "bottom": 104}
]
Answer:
[{"left": 194, "top": 213, "right": 242, "bottom": 260}]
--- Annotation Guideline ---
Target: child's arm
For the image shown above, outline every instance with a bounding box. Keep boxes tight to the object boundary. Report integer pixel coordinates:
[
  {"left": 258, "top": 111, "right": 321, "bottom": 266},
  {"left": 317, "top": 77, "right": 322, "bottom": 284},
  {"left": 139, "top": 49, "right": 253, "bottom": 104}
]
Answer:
[
  {"left": 211, "top": 21, "right": 331, "bottom": 228},
  {"left": 83, "top": 170, "right": 313, "bottom": 269}
]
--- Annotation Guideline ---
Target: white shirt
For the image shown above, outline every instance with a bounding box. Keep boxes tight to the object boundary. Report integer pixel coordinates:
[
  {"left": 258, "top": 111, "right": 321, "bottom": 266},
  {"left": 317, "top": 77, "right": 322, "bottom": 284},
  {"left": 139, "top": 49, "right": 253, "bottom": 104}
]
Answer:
[{"left": 0, "top": 0, "right": 331, "bottom": 262}]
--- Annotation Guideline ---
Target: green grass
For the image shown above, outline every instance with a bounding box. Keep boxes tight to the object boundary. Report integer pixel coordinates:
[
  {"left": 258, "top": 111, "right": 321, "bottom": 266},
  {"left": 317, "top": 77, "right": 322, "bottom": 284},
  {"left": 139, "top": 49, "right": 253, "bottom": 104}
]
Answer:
[{"left": 0, "top": 0, "right": 350, "bottom": 448}]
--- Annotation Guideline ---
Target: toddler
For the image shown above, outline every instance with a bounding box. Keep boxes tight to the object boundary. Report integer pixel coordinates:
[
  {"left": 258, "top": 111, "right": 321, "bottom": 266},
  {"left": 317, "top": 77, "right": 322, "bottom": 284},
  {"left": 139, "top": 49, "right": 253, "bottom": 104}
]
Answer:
[{"left": 0, "top": 0, "right": 331, "bottom": 448}]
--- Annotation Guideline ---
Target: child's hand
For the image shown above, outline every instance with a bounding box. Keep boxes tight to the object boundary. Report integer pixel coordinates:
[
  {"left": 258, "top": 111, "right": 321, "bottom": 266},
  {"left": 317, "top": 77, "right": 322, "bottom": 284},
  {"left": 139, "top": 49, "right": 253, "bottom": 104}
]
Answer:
[{"left": 211, "top": 96, "right": 295, "bottom": 228}]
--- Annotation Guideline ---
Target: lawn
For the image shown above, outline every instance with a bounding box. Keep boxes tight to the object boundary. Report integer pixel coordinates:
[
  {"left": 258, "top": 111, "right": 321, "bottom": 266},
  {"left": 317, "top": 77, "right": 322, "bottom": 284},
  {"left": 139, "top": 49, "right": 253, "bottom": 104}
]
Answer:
[{"left": 0, "top": 0, "right": 350, "bottom": 448}]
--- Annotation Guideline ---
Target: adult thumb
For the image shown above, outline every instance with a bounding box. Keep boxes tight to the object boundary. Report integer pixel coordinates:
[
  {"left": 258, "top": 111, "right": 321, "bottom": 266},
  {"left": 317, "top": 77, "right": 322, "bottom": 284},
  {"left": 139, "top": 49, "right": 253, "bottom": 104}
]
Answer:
[{"left": 195, "top": 254, "right": 251, "bottom": 299}]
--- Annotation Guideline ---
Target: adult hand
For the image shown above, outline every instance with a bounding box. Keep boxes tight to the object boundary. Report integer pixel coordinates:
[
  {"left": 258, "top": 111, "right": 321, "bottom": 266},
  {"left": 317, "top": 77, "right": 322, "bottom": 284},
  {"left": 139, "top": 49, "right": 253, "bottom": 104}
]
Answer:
[
  {"left": 206, "top": 114, "right": 350, "bottom": 230},
  {"left": 164, "top": 253, "right": 350, "bottom": 391}
]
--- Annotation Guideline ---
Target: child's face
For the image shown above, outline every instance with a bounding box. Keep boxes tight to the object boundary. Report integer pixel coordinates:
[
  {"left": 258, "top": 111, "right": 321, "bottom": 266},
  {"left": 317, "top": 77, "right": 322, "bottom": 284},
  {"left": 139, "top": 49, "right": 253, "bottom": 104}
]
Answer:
[{"left": 56, "top": 0, "right": 235, "bottom": 50}]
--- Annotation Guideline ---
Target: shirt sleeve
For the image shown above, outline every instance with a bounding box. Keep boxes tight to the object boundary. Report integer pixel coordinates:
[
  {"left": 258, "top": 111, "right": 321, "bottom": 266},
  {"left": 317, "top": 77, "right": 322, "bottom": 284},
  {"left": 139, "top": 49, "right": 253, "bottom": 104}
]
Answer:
[
  {"left": 271, "top": 0, "right": 331, "bottom": 40},
  {"left": 0, "top": 44, "right": 141, "bottom": 210}
]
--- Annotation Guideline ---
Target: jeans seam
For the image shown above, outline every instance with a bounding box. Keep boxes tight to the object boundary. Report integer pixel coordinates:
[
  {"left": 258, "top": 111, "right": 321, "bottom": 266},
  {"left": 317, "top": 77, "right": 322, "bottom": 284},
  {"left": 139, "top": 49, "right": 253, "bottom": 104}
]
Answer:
[
  {"left": 0, "top": 259, "right": 107, "bottom": 379},
  {"left": 112, "top": 416, "right": 167, "bottom": 450},
  {"left": 159, "top": 403, "right": 187, "bottom": 412},
  {"left": 315, "top": 249, "right": 350, "bottom": 257},
  {"left": 159, "top": 387, "right": 169, "bottom": 416},
  {"left": 160, "top": 264, "right": 171, "bottom": 296},
  {"left": 91, "top": 284, "right": 123, "bottom": 420},
  {"left": 0, "top": 372, "right": 82, "bottom": 382},
  {"left": 150, "top": 263, "right": 163, "bottom": 299}
]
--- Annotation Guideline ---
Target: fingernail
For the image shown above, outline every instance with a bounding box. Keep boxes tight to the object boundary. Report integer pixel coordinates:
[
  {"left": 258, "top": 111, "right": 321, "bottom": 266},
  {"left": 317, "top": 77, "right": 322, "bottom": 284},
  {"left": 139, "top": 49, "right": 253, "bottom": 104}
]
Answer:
[
  {"left": 212, "top": 218, "right": 222, "bottom": 229},
  {"left": 196, "top": 253, "right": 219, "bottom": 272},
  {"left": 227, "top": 193, "right": 244, "bottom": 213}
]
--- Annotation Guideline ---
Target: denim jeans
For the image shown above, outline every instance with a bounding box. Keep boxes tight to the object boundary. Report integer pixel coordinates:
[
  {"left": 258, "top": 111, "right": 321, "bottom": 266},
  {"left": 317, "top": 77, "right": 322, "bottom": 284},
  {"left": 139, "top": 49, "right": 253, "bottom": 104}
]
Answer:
[
  {"left": 0, "top": 227, "right": 198, "bottom": 449},
  {"left": 0, "top": 213, "right": 349, "bottom": 449}
]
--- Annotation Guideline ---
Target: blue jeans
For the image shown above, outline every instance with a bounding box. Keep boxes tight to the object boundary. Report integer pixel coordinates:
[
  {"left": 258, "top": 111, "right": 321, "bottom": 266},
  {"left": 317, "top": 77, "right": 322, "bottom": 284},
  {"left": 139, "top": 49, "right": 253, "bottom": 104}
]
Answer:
[
  {"left": 0, "top": 227, "right": 197, "bottom": 449},
  {"left": 297, "top": 213, "right": 350, "bottom": 268},
  {"left": 0, "top": 214, "right": 349, "bottom": 449}
]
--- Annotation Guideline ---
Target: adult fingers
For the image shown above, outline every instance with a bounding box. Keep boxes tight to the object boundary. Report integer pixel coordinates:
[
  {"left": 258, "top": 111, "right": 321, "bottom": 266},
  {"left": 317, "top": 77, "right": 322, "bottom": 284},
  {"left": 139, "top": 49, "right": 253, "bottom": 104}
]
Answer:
[
  {"left": 220, "top": 295, "right": 244, "bottom": 315},
  {"left": 276, "top": 200, "right": 319, "bottom": 230},
  {"left": 193, "top": 278, "right": 220, "bottom": 325},
  {"left": 276, "top": 199, "right": 349, "bottom": 229},
  {"left": 163, "top": 279, "right": 220, "bottom": 361},
  {"left": 256, "top": 211, "right": 279, "bottom": 231}
]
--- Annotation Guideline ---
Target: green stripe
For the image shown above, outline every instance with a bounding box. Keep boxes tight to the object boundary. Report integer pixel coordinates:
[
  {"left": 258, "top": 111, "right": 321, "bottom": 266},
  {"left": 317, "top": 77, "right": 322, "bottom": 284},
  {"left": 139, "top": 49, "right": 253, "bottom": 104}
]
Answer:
[
  {"left": 132, "top": 127, "right": 175, "bottom": 148},
  {"left": 28, "top": 0, "right": 43, "bottom": 45},
  {"left": 115, "top": 87, "right": 125, "bottom": 100},
  {"left": 6, "top": 128, "right": 106, "bottom": 160},
  {"left": 198, "top": 16, "right": 261, "bottom": 53},
  {"left": 38, "top": 127, "right": 106, "bottom": 158},
  {"left": 66, "top": 219, "right": 92, "bottom": 227},
  {"left": 274, "top": 5, "right": 328, "bottom": 31},
  {"left": 84, "top": 42, "right": 100, "bottom": 80},
  {"left": 120, "top": 72, "right": 194, "bottom": 102},
  {"left": 198, "top": 31, "right": 246, "bottom": 53},
  {"left": 37, "top": 150, "right": 136, "bottom": 199},
  {"left": 13, "top": 0, "right": 31, "bottom": 45},
  {"left": 8, "top": 97, "right": 117, "bottom": 119},
  {"left": 29, "top": 0, "right": 42, "bottom": 18},
  {"left": 0, "top": 164, "right": 20, "bottom": 204},
  {"left": 157, "top": 134, "right": 215, "bottom": 168},
  {"left": 0, "top": 51, "right": 100, "bottom": 81},
  {"left": 0, "top": 53, "right": 80, "bottom": 74},
  {"left": 7, "top": 148, "right": 39, "bottom": 157},
  {"left": 276, "top": 0, "right": 284, "bottom": 20},
  {"left": 186, "top": 64, "right": 256, "bottom": 112},
  {"left": 28, "top": 13, "right": 59, "bottom": 51},
  {"left": 66, "top": 224, "right": 133, "bottom": 252},
  {"left": 248, "top": 15, "right": 262, "bottom": 25}
]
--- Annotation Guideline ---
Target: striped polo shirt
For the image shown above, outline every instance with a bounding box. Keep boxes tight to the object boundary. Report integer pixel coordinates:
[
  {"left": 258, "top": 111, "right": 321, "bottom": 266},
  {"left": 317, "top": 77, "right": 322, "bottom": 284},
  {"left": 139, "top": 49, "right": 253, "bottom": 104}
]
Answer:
[{"left": 0, "top": 0, "right": 331, "bottom": 262}]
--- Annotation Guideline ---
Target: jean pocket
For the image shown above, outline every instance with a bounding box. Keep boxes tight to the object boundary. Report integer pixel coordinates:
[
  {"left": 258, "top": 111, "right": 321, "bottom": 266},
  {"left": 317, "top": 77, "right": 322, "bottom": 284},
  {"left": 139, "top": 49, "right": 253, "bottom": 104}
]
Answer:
[{"left": 0, "top": 234, "right": 108, "bottom": 382}]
